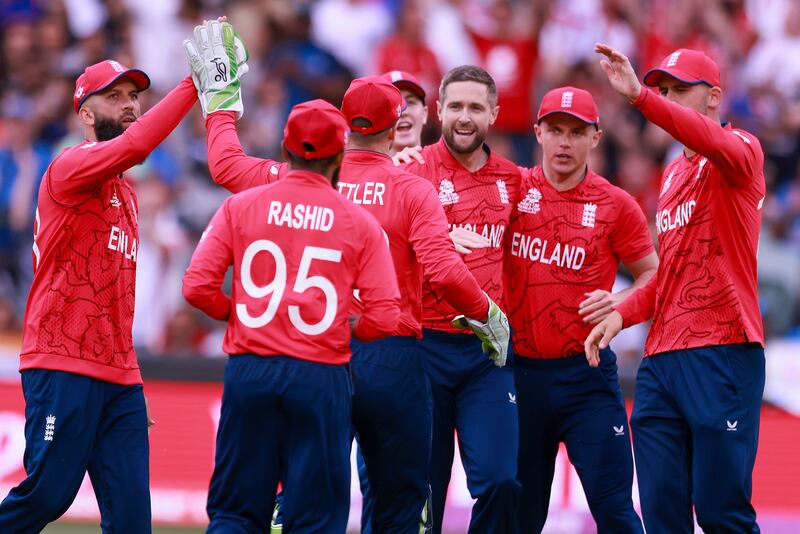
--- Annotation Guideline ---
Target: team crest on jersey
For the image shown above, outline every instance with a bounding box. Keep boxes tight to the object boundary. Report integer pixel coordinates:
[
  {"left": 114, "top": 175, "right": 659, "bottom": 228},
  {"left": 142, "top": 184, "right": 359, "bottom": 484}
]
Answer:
[
  {"left": 496, "top": 180, "right": 509, "bottom": 204},
  {"left": 660, "top": 170, "right": 674, "bottom": 198},
  {"left": 110, "top": 191, "right": 122, "bottom": 208},
  {"left": 695, "top": 157, "right": 708, "bottom": 180},
  {"left": 517, "top": 188, "right": 542, "bottom": 214},
  {"left": 581, "top": 202, "right": 597, "bottom": 228},
  {"left": 438, "top": 178, "right": 459, "bottom": 205}
]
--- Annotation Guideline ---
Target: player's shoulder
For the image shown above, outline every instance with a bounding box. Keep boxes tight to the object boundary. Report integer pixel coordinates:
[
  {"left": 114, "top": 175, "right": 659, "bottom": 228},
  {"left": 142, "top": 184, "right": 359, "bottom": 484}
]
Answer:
[
  {"left": 487, "top": 151, "right": 523, "bottom": 182},
  {"left": 729, "top": 126, "right": 760, "bottom": 146}
]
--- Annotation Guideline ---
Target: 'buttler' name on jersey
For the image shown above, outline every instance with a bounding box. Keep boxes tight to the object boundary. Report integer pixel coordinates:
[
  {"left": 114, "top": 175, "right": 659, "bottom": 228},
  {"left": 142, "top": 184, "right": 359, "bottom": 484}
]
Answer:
[
  {"left": 406, "top": 139, "right": 521, "bottom": 333},
  {"left": 505, "top": 166, "right": 653, "bottom": 358}
]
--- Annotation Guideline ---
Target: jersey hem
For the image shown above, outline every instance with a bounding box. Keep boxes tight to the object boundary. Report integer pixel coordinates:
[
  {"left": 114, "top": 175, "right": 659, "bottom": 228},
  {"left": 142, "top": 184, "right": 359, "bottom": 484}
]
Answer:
[{"left": 19, "top": 353, "right": 143, "bottom": 385}]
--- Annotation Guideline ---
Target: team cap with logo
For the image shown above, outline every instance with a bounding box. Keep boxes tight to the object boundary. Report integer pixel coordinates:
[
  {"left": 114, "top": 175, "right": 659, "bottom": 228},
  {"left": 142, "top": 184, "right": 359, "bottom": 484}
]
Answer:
[
  {"left": 382, "top": 70, "right": 426, "bottom": 101},
  {"left": 537, "top": 86, "right": 600, "bottom": 127},
  {"left": 73, "top": 60, "right": 151, "bottom": 113},
  {"left": 341, "top": 76, "right": 406, "bottom": 135},
  {"left": 643, "top": 48, "right": 721, "bottom": 88}
]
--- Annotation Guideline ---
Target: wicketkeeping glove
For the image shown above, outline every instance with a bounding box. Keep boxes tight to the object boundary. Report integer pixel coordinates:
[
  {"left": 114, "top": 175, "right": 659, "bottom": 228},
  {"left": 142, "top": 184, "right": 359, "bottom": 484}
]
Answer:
[
  {"left": 183, "top": 20, "right": 249, "bottom": 118},
  {"left": 452, "top": 292, "right": 510, "bottom": 367}
]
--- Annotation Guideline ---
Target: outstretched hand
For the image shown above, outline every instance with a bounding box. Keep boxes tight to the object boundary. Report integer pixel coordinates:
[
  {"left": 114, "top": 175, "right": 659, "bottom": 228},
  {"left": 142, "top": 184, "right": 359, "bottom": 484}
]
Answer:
[
  {"left": 583, "top": 310, "right": 623, "bottom": 368},
  {"left": 595, "top": 43, "right": 643, "bottom": 103}
]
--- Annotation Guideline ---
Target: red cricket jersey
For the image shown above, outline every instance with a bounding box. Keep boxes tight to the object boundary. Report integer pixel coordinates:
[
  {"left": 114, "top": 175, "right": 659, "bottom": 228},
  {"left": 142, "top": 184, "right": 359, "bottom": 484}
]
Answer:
[
  {"left": 182, "top": 170, "right": 401, "bottom": 364},
  {"left": 406, "top": 139, "right": 521, "bottom": 333},
  {"left": 338, "top": 150, "right": 488, "bottom": 337},
  {"left": 206, "top": 112, "right": 287, "bottom": 193},
  {"left": 616, "top": 88, "right": 766, "bottom": 356},
  {"left": 505, "top": 166, "right": 654, "bottom": 358},
  {"left": 19, "top": 76, "right": 197, "bottom": 385}
]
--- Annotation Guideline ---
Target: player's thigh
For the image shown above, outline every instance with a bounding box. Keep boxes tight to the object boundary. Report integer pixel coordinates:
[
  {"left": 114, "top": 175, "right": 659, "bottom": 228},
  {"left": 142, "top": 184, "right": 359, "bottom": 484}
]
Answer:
[
  {"left": 281, "top": 361, "right": 351, "bottom": 533},
  {"left": 455, "top": 363, "right": 518, "bottom": 490},
  {"left": 0, "top": 370, "right": 103, "bottom": 528},
  {"left": 88, "top": 383, "right": 150, "bottom": 530},
  {"left": 207, "top": 355, "right": 283, "bottom": 526},
  {"left": 630, "top": 358, "right": 694, "bottom": 533}
]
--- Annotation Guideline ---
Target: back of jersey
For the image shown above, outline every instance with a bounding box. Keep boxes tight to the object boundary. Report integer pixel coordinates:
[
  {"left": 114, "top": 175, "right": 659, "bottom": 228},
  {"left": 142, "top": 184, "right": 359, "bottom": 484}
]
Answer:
[
  {"left": 185, "top": 169, "right": 399, "bottom": 364},
  {"left": 339, "top": 150, "right": 424, "bottom": 336}
]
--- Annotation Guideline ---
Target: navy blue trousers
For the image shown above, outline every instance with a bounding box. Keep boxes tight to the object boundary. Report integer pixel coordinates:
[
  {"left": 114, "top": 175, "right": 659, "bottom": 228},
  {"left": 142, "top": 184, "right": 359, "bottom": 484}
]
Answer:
[
  {"left": 0, "top": 369, "right": 150, "bottom": 534},
  {"left": 207, "top": 354, "right": 351, "bottom": 534},
  {"left": 351, "top": 336, "right": 432, "bottom": 534},
  {"left": 632, "top": 343, "right": 765, "bottom": 534},
  {"left": 417, "top": 329, "right": 520, "bottom": 534},
  {"left": 515, "top": 350, "right": 643, "bottom": 534}
]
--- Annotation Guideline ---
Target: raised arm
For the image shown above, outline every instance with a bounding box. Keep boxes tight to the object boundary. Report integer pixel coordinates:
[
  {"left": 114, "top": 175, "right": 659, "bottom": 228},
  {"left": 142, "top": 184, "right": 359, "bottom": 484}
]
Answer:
[
  {"left": 632, "top": 88, "right": 763, "bottom": 185},
  {"left": 206, "top": 111, "right": 286, "bottom": 193},
  {"left": 595, "top": 42, "right": 764, "bottom": 187},
  {"left": 49, "top": 76, "right": 197, "bottom": 199}
]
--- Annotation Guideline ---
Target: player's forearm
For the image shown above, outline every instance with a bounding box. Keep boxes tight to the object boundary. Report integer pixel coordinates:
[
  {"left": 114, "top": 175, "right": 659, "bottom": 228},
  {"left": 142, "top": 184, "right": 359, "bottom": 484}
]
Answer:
[
  {"left": 435, "top": 266, "right": 489, "bottom": 320},
  {"left": 352, "top": 300, "right": 401, "bottom": 342},
  {"left": 206, "top": 111, "right": 274, "bottom": 193},
  {"left": 634, "top": 89, "right": 756, "bottom": 178},
  {"left": 614, "top": 264, "right": 657, "bottom": 301},
  {"left": 182, "top": 281, "right": 230, "bottom": 321},
  {"left": 614, "top": 272, "right": 658, "bottom": 327}
]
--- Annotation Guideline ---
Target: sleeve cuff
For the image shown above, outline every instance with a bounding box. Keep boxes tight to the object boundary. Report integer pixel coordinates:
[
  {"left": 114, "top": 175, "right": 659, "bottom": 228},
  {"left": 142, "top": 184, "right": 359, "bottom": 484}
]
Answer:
[{"left": 632, "top": 85, "right": 649, "bottom": 107}]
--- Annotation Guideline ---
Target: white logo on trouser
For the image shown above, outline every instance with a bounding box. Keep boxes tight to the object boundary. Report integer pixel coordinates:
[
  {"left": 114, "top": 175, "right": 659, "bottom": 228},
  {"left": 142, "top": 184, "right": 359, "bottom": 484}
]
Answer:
[
  {"left": 613, "top": 425, "right": 624, "bottom": 436},
  {"left": 727, "top": 420, "right": 738, "bottom": 431},
  {"left": 44, "top": 414, "right": 56, "bottom": 441}
]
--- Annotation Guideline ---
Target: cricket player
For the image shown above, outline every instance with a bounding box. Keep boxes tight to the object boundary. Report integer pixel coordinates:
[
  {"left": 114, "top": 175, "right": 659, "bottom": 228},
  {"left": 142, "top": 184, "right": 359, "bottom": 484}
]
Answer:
[
  {"left": 0, "top": 20, "right": 239, "bottom": 530},
  {"left": 399, "top": 65, "right": 522, "bottom": 534},
  {"left": 383, "top": 70, "right": 429, "bottom": 154},
  {"left": 353, "top": 70, "right": 427, "bottom": 533},
  {"left": 338, "top": 76, "right": 509, "bottom": 534},
  {"left": 183, "top": 98, "right": 402, "bottom": 533},
  {"left": 587, "top": 45, "right": 766, "bottom": 533},
  {"left": 507, "top": 86, "right": 656, "bottom": 533}
]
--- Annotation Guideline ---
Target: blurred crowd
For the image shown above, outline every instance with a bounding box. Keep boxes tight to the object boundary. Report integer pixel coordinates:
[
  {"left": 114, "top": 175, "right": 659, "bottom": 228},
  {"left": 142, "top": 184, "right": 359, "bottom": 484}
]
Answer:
[{"left": 0, "top": 0, "right": 798, "bottom": 369}]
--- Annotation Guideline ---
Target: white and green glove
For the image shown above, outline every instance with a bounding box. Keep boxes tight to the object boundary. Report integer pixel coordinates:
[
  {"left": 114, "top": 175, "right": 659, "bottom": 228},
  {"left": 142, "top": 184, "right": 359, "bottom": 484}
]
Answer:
[
  {"left": 183, "top": 20, "right": 249, "bottom": 118},
  {"left": 452, "top": 293, "right": 510, "bottom": 367}
]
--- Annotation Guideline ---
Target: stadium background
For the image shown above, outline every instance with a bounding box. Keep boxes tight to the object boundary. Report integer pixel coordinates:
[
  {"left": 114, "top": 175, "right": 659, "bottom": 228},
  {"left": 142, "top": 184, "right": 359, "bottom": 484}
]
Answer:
[{"left": 0, "top": 0, "right": 798, "bottom": 532}]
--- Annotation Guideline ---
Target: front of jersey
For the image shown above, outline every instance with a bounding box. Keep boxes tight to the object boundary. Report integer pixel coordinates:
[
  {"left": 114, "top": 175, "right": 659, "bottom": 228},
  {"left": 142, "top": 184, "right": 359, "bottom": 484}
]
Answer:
[
  {"left": 616, "top": 89, "right": 766, "bottom": 356},
  {"left": 506, "top": 166, "right": 654, "bottom": 358},
  {"left": 19, "top": 77, "right": 197, "bottom": 385},
  {"left": 407, "top": 139, "right": 521, "bottom": 333},
  {"left": 183, "top": 170, "right": 401, "bottom": 364}
]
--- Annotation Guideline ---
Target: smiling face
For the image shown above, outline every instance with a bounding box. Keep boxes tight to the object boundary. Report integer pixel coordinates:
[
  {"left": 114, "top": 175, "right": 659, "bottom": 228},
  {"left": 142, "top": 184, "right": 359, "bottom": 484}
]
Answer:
[
  {"left": 535, "top": 113, "right": 601, "bottom": 182},
  {"left": 80, "top": 78, "right": 141, "bottom": 141},
  {"left": 392, "top": 88, "right": 427, "bottom": 150},
  {"left": 438, "top": 80, "right": 498, "bottom": 154}
]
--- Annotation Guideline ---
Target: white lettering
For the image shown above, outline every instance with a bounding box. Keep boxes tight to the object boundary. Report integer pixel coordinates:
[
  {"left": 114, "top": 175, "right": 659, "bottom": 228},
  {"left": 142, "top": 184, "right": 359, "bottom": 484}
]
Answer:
[
  {"left": 338, "top": 181, "right": 386, "bottom": 205},
  {"left": 656, "top": 200, "right": 696, "bottom": 235},
  {"left": 449, "top": 223, "right": 506, "bottom": 248},
  {"left": 510, "top": 232, "right": 586, "bottom": 270},
  {"left": 266, "top": 201, "right": 334, "bottom": 232},
  {"left": 107, "top": 226, "right": 136, "bottom": 262}
]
